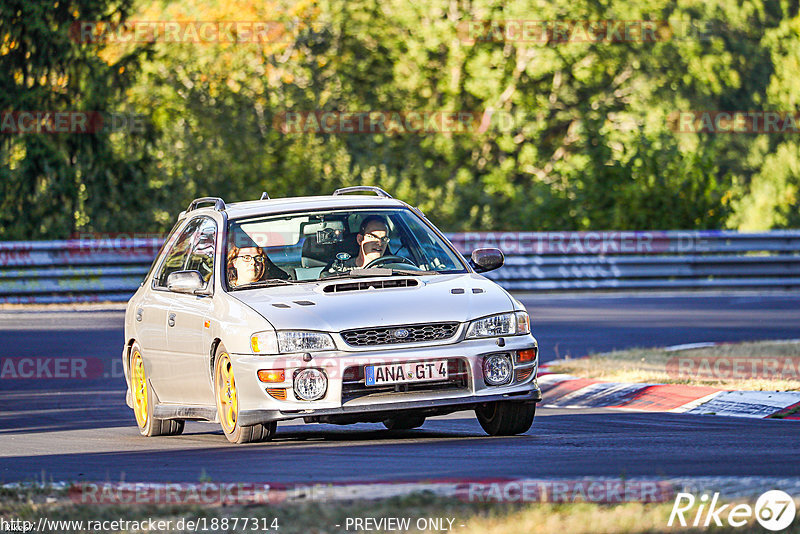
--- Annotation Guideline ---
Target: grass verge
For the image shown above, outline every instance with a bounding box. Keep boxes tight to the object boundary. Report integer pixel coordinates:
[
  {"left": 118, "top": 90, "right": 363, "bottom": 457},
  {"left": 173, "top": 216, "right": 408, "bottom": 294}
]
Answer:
[{"left": 2, "top": 489, "right": 799, "bottom": 534}]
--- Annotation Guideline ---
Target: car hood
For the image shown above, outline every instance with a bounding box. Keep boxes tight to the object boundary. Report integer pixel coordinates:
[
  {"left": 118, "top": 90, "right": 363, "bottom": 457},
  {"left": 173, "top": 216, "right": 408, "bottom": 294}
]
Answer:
[{"left": 230, "top": 273, "right": 515, "bottom": 332}]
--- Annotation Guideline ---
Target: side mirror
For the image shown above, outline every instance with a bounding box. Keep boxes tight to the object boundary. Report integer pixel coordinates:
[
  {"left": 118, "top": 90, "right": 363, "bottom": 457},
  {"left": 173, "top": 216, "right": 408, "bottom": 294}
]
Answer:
[
  {"left": 469, "top": 248, "right": 504, "bottom": 273},
  {"left": 167, "top": 270, "right": 207, "bottom": 295}
]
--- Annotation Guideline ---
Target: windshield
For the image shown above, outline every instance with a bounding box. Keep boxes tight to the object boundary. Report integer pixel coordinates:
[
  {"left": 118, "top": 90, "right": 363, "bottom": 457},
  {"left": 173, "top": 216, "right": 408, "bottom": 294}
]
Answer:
[{"left": 225, "top": 208, "right": 467, "bottom": 289}]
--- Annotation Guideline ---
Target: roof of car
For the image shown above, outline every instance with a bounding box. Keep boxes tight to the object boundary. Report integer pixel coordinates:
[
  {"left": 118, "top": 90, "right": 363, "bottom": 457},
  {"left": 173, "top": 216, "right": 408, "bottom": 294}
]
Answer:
[{"left": 185, "top": 194, "right": 409, "bottom": 220}]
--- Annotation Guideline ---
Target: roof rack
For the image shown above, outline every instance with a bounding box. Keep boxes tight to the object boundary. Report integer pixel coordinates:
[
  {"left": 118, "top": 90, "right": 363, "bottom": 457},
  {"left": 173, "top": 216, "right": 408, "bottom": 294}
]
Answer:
[
  {"left": 332, "top": 186, "right": 393, "bottom": 199},
  {"left": 185, "top": 197, "right": 226, "bottom": 212}
]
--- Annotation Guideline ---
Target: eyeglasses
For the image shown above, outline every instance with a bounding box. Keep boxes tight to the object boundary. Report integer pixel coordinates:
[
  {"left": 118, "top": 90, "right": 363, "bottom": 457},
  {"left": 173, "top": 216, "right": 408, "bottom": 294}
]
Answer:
[
  {"left": 362, "top": 232, "right": 390, "bottom": 244},
  {"left": 232, "top": 255, "right": 264, "bottom": 264}
]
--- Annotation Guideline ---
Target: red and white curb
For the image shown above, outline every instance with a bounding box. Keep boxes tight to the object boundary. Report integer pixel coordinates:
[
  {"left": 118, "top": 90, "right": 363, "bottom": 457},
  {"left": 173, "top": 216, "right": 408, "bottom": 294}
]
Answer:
[
  {"left": 537, "top": 370, "right": 800, "bottom": 419},
  {"left": 536, "top": 339, "right": 800, "bottom": 419}
]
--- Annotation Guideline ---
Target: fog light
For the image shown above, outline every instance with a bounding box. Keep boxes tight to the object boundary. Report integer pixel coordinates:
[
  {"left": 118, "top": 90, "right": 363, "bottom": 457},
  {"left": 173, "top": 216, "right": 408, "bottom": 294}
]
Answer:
[
  {"left": 483, "top": 353, "right": 512, "bottom": 386},
  {"left": 257, "top": 369, "right": 285, "bottom": 383},
  {"left": 294, "top": 368, "right": 327, "bottom": 401}
]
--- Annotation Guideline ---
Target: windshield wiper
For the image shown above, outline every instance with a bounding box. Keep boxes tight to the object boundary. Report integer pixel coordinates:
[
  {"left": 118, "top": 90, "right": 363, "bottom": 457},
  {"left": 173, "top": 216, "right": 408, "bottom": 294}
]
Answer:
[
  {"left": 230, "top": 278, "right": 295, "bottom": 290},
  {"left": 388, "top": 268, "right": 438, "bottom": 276},
  {"left": 319, "top": 267, "right": 437, "bottom": 281},
  {"left": 320, "top": 268, "right": 393, "bottom": 281}
]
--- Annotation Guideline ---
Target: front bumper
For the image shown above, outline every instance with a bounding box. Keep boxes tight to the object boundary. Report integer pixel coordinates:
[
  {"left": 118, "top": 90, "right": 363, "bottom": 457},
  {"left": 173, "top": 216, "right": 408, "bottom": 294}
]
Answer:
[{"left": 230, "top": 334, "right": 541, "bottom": 425}]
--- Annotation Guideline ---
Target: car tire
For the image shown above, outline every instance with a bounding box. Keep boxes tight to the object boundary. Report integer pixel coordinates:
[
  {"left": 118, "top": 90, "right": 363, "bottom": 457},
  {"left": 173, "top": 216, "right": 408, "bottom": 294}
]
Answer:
[
  {"left": 382, "top": 415, "right": 426, "bottom": 430},
  {"left": 129, "top": 342, "right": 184, "bottom": 437},
  {"left": 475, "top": 401, "right": 535, "bottom": 436},
  {"left": 214, "top": 344, "right": 276, "bottom": 444}
]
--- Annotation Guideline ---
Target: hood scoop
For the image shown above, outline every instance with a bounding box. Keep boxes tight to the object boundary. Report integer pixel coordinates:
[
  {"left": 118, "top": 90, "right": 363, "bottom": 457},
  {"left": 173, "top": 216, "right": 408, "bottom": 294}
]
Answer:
[{"left": 322, "top": 278, "right": 420, "bottom": 293}]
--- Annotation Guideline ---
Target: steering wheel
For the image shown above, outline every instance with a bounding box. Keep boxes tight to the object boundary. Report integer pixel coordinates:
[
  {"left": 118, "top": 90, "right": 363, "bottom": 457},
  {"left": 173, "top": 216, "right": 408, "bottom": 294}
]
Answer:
[{"left": 364, "top": 255, "right": 417, "bottom": 269}]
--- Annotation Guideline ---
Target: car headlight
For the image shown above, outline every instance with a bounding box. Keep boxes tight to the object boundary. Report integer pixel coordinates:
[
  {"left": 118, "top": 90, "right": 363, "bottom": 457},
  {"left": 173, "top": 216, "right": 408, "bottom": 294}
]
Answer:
[
  {"left": 251, "top": 330, "right": 335, "bottom": 354},
  {"left": 483, "top": 353, "right": 513, "bottom": 385},
  {"left": 466, "top": 311, "right": 530, "bottom": 339},
  {"left": 294, "top": 368, "right": 328, "bottom": 401},
  {"left": 277, "top": 331, "right": 335, "bottom": 353}
]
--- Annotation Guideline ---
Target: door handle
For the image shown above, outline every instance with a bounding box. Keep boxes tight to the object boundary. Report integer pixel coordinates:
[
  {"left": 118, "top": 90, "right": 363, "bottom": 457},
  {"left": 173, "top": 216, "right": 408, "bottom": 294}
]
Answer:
[
  {"left": 136, "top": 308, "right": 143, "bottom": 322},
  {"left": 168, "top": 313, "right": 176, "bottom": 327}
]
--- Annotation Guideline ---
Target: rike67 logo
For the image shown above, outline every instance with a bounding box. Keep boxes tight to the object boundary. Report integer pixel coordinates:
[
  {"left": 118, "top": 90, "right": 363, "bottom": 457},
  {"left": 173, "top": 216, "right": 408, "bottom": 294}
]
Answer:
[{"left": 669, "top": 490, "right": 796, "bottom": 531}]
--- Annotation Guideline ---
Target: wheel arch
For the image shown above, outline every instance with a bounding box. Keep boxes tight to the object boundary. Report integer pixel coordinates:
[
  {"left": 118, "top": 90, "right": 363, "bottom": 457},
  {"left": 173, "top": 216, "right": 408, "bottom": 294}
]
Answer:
[
  {"left": 123, "top": 338, "right": 137, "bottom": 381},
  {"left": 209, "top": 337, "right": 223, "bottom": 381}
]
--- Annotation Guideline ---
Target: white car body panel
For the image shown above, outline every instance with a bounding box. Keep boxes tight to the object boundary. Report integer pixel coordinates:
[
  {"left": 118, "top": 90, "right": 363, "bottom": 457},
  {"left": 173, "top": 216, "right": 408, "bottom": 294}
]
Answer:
[
  {"left": 122, "top": 195, "right": 541, "bottom": 429},
  {"left": 230, "top": 273, "right": 514, "bottom": 334}
]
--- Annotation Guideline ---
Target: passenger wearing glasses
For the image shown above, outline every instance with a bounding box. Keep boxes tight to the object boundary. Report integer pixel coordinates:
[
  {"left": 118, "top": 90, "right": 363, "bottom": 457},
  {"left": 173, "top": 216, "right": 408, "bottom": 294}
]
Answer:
[{"left": 226, "top": 245, "right": 289, "bottom": 288}]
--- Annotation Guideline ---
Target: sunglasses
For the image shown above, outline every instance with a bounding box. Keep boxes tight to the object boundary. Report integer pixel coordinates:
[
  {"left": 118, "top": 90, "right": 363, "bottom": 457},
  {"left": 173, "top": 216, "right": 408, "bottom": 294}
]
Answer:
[{"left": 362, "top": 232, "right": 390, "bottom": 244}]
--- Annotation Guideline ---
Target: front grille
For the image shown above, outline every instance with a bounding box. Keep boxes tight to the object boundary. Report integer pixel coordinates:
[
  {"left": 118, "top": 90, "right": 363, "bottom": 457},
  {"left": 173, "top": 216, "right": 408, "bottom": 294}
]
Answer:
[
  {"left": 341, "top": 358, "right": 469, "bottom": 403},
  {"left": 341, "top": 322, "right": 459, "bottom": 347}
]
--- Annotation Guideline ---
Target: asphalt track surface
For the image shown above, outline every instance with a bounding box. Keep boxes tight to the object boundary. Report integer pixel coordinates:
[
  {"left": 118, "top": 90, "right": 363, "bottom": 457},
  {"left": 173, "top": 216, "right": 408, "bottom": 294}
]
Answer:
[{"left": 1, "top": 292, "right": 799, "bottom": 484}]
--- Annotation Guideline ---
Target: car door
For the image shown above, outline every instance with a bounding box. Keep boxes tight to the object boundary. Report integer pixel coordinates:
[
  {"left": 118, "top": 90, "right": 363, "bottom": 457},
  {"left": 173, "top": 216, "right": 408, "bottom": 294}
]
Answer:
[
  {"left": 136, "top": 222, "right": 184, "bottom": 362},
  {"left": 164, "top": 216, "right": 218, "bottom": 405},
  {"left": 145, "top": 217, "right": 202, "bottom": 401}
]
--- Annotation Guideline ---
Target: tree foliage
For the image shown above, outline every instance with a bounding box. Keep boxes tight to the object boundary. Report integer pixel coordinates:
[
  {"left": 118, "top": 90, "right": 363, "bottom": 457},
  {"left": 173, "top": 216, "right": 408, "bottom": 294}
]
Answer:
[{"left": 1, "top": 0, "right": 798, "bottom": 238}]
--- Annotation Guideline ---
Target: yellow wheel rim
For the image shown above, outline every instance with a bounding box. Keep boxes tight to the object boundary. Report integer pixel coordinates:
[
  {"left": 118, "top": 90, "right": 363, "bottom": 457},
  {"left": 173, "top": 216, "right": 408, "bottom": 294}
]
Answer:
[
  {"left": 131, "top": 349, "right": 148, "bottom": 428},
  {"left": 216, "top": 353, "right": 237, "bottom": 434}
]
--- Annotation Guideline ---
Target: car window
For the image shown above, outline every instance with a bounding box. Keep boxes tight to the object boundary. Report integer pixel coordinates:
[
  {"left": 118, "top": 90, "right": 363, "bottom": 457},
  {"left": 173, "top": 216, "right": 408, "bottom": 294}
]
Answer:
[
  {"left": 154, "top": 218, "right": 202, "bottom": 288},
  {"left": 395, "top": 214, "right": 463, "bottom": 271},
  {"left": 226, "top": 208, "right": 467, "bottom": 289},
  {"left": 185, "top": 217, "right": 217, "bottom": 286},
  {"left": 142, "top": 220, "right": 183, "bottom": 286}
]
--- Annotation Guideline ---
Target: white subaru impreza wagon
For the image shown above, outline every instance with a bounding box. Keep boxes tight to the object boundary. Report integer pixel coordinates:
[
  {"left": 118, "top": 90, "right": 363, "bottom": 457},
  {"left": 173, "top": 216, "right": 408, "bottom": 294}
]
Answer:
[{"left": 123, "top": 187, "right": 541, "bottom": 443}]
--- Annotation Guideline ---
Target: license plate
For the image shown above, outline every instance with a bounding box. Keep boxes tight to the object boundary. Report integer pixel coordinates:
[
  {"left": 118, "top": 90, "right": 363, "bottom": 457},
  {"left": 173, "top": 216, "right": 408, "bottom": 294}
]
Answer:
[{"left": 365, "top": 360, "right": 448, "bottom": 386}]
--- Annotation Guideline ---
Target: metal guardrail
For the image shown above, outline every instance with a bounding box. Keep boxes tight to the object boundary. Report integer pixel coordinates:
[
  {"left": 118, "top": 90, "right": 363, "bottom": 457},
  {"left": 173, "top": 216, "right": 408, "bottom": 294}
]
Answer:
[
  {"left": 1, "top": 231, "right": 799, "bottom": 303},
  {"left": 448, "top": 230, "right": 800, "bottom": 291},
  {"left": 0, "top": 238, "right": 161, "bottom": 304}
]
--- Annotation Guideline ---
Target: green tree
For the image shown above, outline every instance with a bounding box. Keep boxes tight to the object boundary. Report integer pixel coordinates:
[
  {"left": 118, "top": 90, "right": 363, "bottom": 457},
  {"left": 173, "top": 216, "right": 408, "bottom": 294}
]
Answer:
[{"left": 0, "top": 0, "right": 153, "bottom": 239}]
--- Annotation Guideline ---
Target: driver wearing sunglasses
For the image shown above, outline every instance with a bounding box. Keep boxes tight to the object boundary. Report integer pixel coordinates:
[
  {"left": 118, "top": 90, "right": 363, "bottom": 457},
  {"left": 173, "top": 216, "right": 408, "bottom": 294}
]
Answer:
[{"left": 326, "top": 215, "right": 390, "bottom": 272}]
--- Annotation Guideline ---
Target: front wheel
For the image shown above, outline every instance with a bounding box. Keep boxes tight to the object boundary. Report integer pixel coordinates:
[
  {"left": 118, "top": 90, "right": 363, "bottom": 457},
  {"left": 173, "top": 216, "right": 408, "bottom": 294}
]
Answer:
[
  {"left": 129, "top": 342, "right": 184, "bottom": 437},
  {"left": 214, "top": 344, "right": 276, "bottom": 444},
  {"left": 475, "top": 402, "right": 535, "bottom": 436}
]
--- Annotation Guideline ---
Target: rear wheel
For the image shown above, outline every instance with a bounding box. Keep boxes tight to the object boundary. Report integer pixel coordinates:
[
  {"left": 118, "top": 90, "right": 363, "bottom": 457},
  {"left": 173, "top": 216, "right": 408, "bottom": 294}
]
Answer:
[
  {"left": 382, "top": 415, "right": 426, "bottom": 430},
  {"left": 475, "top": 402, "right": 535, "bottom": 436},
  {"left": 129, "top": 343, "right": 184, "bottom": 437},
  {"left": 214, "top": 344, "right": 276, "bottom": 444}
]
